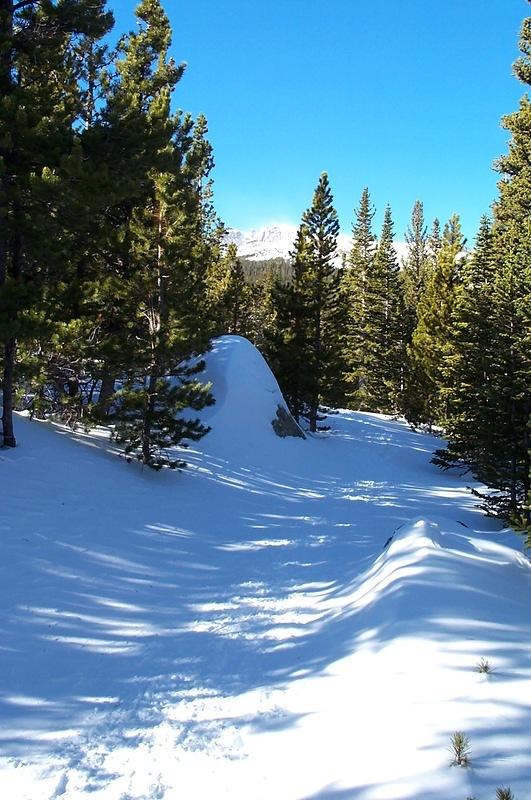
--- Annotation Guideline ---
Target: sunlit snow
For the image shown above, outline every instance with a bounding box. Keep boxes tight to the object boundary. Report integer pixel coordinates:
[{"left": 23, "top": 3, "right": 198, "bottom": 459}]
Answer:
[{"left": 1, "top": 335, "right": 530, "bottom": 799}]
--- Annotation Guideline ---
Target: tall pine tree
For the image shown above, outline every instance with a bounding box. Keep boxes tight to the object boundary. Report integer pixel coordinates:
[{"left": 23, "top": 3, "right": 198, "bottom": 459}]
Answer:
[
  {"left": 406, "top": 214, "right": 466, "bottom": 428},
  {"left": 429, "top": 6, "right": 531, "bottom": 526},
  {"left": 268, "top": 173, "right": 341, "bottom": 431},
  {"left": 106, "top": 0, "right": 215, "bottom": 468},
  {"left": 341, "top": 187, "right": 377, "bottom": 409}
]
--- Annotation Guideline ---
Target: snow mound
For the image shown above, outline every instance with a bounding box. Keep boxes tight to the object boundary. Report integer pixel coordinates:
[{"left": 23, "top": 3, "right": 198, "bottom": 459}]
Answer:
[
  {"left": 387, "top": 516, "right": 444, "bottom": 553},
  {"left": 198, "top": 335, "right": 303, "bottom": 449},
  {"left": 346, "top": 514, "right": 531, "bottom": 647}
]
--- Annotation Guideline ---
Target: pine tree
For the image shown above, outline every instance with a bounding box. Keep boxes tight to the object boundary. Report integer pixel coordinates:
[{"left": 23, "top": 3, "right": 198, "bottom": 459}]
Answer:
[
  {"left": 267, "top": 228, "right": 314, "bottom": 425},
  {"left": 433, "top": 216, "right": 497, "bottom": 468},
  {"left": 467, "top": 8, "right": 531, "bottom": 523},
  {"left": 246, "top": 268, "right": 277, "bottom": 352},
  {"left": 406, "top": 215, "right": 466, "bottom": 428},
  {"left": 206, "top": 243, "right": 253, "bottom": 337},
  {"left": 368, "top": 206, "right": 406, "bottom": 411},
  {"left": 401, "top": 200, "right": 430, "bottom": 344},
  {"left": 268, "top": 173, "right": 341, "bottom": 431},
  {"left": 432, "top": 8, "right": 531, "bottom": 526},
  {"left": 478, "top": 224, "right": 530, "bottom": 519},
  {"left": 427, "top": 217, "right": 442, "bottom": 264},
  {"left": 341, "top": 187, "right": 377, "bottom": 408},
  {"left": 0, "top": 0, "right": 113, "bottom": 446},
  {"left": 104, "top": 0, "right": 215, "bottom": 468}
]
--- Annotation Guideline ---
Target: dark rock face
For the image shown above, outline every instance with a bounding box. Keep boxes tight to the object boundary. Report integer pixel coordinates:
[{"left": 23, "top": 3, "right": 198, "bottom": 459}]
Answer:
[{"left": 271, "top": 405, "right": 306, "bottom": 439}]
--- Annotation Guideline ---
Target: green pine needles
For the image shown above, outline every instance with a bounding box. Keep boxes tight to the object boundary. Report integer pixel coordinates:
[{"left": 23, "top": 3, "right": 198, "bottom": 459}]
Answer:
[
  {"left": 113, "top": 373, "right": 213, "bottom": 470},
  {"left": 450, "top": 731, "right": 471, "bottom": 767}
]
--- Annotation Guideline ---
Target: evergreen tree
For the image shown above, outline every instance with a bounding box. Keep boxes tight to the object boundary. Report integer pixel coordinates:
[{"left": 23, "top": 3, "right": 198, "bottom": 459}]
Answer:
[
  {"left": 401, "top": 200, "right": 429, "bottom": 343},
  {"left": 267, "top": 227, "right": 314, "bottom": 424},
  {"left": 432, "top": 8, "right": 531, "bottom": 526},
  {"left": 406, "top": 214, "right": 466, "bottom": 428},
  {"left": 104, "top": 0, "right": 214, "bottom": 468},
  {"left": 0, "top": 0, "right": 113, "bottom": 446},
  {"left": 341, "top": 187, "right": 377, "bottom": 408},
  {"left": 367, "top": 206, "right": 406, "bottom": 411},
  {"left": 268, "top": 173, "right": 341, "bottom": 431},
  {"left": 246, "top": 268, "right": 277, "bottom": 352},
  {"left": 427, "top": 217, "right": 442, "bottom": 264},
  {"left": 206, "top": 243, "right": 253, "bottom": 337},
  {"left": 478, "top": 224, "right": 530, "bottom": 518},
  {"left": 433, "top": 216, "right": 497, "bottom": 467}
]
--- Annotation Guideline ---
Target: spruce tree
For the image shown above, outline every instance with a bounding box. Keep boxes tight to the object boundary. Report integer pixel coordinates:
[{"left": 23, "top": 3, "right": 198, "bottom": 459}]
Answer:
[
  {"left": 433, "top": 216, "right": 497, "bottom": 468},
  {"left": 341, "top": 187, "right": 377, "bottom": 409},
  {"left": 401, "top": 200, "right": 430, "bottom": 344},
  {"left": 268, "top": 173, "right": 341, "bottom": 431},
  {"left": 406, "top": 215, "right": 466, "bottom": 428},
  {"left": 369, "top": 206, "right": 406, "bottom": 411}
]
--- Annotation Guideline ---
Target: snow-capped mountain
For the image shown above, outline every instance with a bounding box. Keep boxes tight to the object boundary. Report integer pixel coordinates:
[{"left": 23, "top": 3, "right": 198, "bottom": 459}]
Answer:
[
  {"left": 224, "top": 224, "right": 301, "bottom": 261},
  {"left": 225, "top": 224, "right": 407, "bottom": 264}
]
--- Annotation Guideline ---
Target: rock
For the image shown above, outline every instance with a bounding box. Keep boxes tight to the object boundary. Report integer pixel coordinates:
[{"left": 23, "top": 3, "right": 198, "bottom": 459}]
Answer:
[{"left": 271, "top": 405, "right": 306, "bottom": 439}]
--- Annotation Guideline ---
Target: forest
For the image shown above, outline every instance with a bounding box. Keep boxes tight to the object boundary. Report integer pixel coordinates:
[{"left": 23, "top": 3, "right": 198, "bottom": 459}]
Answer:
[{"left": 0, "top": 0, "right": 529, "bottom": 532}]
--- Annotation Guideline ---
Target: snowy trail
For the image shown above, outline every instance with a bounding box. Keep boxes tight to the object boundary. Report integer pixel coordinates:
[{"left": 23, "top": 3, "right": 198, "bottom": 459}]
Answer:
[{"left": 1, "top": 337, "right": 530, "bottom": 799}]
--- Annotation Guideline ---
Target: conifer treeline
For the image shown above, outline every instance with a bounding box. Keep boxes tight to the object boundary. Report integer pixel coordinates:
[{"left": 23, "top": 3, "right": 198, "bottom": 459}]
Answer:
[{"left": 0, "top": 0, "right": 529, "bottom": 529}]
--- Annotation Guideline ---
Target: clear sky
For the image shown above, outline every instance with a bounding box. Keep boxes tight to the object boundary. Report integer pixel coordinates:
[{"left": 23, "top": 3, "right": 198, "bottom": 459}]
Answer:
[{"left": 110, "top": 0, "right": 527, "bottom": 244}]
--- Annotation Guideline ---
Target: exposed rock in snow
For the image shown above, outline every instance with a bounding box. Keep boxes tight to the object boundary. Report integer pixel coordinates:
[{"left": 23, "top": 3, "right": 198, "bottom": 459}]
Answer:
[{"left": 271, "top": 404, "right": 306, "bottom": 439}]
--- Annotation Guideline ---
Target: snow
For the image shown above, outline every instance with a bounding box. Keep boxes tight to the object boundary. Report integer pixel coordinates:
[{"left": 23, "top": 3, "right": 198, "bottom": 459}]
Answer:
[
  {"left": 226, "top": 225, "right": 409, "bottom": 265},
  {"left": 1, "top": 335, "right": 531, "bottom": 799}
]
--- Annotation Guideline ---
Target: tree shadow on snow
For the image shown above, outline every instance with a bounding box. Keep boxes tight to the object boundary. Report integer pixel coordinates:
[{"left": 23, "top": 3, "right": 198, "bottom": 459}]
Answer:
[{"left": 1, "top": 411, "right": 529, "bottom": 798}]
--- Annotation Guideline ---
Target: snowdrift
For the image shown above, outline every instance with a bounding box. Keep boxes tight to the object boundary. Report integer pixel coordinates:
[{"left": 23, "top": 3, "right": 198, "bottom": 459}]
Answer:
[{"left": 197, "top": 335, "right": 304, "bottom": 448}]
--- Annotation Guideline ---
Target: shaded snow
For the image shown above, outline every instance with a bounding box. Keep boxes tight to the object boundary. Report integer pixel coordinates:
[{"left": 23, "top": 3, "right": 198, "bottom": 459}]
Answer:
[{"left": 1, "top": 335, "right": 530, "bottom": 799}]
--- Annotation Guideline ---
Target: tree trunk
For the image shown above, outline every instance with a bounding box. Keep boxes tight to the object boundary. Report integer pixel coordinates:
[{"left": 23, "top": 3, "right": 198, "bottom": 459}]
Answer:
[
  {"left": 1, "top": 203, "right": 23, "bottom": 447},
  {"left": 141, "top": 373, "right": 157, "bottom": 465},
  {"left": 2, "top": 338, "right": 16, "bottom": 447},
  {"left": 98, "top": 374, "right": 115, "bottom": 413},
  {"left": 0, "top": 0, "right": 15, "bottom": 447}
]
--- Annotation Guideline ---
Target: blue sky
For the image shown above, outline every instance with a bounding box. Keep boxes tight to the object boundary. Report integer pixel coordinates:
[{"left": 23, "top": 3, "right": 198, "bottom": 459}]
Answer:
[{"left": 111, "top": 0, "right": 527, "bottom": 243}]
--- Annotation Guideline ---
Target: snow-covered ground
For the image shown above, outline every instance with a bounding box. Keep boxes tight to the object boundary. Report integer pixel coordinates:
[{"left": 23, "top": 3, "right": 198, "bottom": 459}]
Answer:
[{"left": 1, "top": 336, "right": 530, "bottom": 799}]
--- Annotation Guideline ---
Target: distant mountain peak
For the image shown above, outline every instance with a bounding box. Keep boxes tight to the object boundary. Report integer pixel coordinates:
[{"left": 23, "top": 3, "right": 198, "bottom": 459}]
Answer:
[
  {"left": 225, "top": 224, "right": 408, "bottom": 264},
  {"left": 225, "top": 224, "right": 351, "bottom": 263}
]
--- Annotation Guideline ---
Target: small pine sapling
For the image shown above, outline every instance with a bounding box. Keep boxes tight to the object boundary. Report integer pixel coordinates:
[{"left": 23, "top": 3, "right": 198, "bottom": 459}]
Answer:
[
  {"left": 450, "top": 731, "right": 471, "bottom": 767},
  {"left": 476, "top": 657, "right": 492, "bottom": 674},
  {"left": 496, "top": 788, "right": 515, "bottom": 800}
]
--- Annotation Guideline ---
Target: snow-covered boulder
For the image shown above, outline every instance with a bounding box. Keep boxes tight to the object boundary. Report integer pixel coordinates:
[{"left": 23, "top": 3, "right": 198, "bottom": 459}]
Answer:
[{"left": 198, "top": 335, "right": 305, "bottom": 446}]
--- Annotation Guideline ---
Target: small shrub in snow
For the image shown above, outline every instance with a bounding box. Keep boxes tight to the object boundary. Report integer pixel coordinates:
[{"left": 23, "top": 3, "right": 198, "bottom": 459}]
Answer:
[
  {"left": 450, "top": 731, "right": 471, "bottom": 767},
  {"left": 496, "top": 788, "right": 515, "bottom": 800},
  {"left": 476, "top": 657, "right": 492, "bottom": 674}
]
